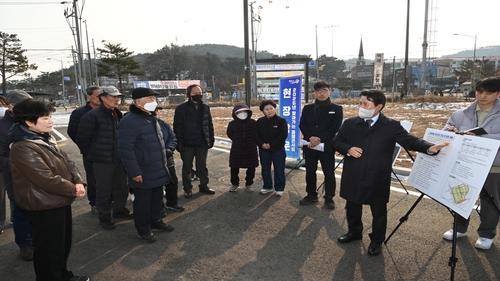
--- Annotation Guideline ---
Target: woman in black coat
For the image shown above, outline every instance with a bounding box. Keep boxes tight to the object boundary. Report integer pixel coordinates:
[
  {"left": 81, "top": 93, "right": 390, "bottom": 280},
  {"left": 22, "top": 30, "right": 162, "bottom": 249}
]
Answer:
[{"left": 226, "top": 104, "right": 258, "bottom": 192}]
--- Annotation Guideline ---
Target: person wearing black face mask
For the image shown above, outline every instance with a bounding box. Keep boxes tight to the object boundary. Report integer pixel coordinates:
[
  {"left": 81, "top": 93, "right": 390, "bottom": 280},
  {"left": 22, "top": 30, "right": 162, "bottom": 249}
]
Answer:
[{"left": 173, "top": 84, "right": 215, "bottom": 198}]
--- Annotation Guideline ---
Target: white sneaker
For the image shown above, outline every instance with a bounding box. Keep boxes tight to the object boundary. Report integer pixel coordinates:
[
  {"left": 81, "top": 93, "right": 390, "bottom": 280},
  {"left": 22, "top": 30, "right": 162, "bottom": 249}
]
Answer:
[
  {"left": 275, "top": 191, "right": 284, "bottom": 197},
  {"left": 260, "top": 188, "right": 274, "bottom": 195},
  {"left": 442, "top": 229, "right": 468, "bottom": 241},
  {"left": 475, "top": 237, "right": 493, "bottom": 250},
  {"left": 245, "top": 185, "right": 254, "bottom": 192},
  {"left": 229, "top": 185, "right": 239, "bottom": 192}
]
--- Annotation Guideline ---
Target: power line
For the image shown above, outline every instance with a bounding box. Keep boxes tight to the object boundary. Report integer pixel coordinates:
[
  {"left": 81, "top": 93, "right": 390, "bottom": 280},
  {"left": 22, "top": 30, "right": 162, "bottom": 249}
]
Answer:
[
  {"left": 0, "top": 2, "right": 60, "bottom": 5},
  {"left": 25, "top": 49, "right": 72, "bottom": 51}
]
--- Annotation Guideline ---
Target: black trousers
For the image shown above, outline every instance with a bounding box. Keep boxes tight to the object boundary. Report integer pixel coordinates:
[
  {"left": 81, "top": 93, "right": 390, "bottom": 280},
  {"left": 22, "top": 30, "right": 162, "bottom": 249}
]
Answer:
[
  {"left": 304, "top": 149, "right": 336, "bottom": 197},
  {"left": 27, "top": 205, "right": 74, "bottom": 281},
  {"left": 181, "top": 144, "right": 209, "bottom": 190},
  {"left": 133, "top": 187, "right": 163, "bottom": 234},
  {"left": 93, "top": 161, "right": 128, "bottom": 217},
  {"left": 230, "top": 167, "right": 256, "bottom": 186},
  {"left": 164, "top": 166, "right": 179, "bottom": 206},
  {"left": 345, "top": 200, "right": 387, "bottom": 243},
  {"left": 82, "top": 155, "right": 96, "bottom": 206}
]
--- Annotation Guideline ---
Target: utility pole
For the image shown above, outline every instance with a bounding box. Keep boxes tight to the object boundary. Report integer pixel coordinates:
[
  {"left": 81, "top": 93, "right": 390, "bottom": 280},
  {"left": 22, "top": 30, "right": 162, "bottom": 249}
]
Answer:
[
  {"left": 315, "top": 25, "right": 319, "bottom": 80},
  {"left": 392, "top": 56, "right": 396, "bottom": 102},
  {"left": 403, "top": 0, "right": 410, "bottom": 98},
  {"left": 250, "top": 2, "right": 256, "bottom": 100},
  {"left": 61, "top": 0, "right": 87, "bottom": 105},
  {"left": 421, "top": 0, "right": 429, "bottom": 94},
  {"left": 243, "top": 0, "right": 251, "bottom": 106},
  {"left": 250, "top": 2, "right": 262, "bottom": 101},
  {"left": 47, "top": 58, "right": 66, "bottom": 104},
  {"left": 92, "top": 38, "right": 99, "bottom": 86},
  {"left": 84, "top": 20, "right": 93, "bottom": 85}
]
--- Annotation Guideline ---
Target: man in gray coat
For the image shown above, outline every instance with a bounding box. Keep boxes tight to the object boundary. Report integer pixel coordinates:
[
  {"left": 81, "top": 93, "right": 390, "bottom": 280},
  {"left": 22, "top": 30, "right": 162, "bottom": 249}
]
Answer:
[{"left": 441, "top": 77, "right": 500, "bottom": 250}]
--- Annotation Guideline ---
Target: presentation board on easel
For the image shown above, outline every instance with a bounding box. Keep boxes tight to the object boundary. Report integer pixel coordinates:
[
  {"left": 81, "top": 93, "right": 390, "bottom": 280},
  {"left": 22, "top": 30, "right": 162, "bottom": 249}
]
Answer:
[
  {"left": 408, "top": 128, "right": 500, "bottom": 219},
  {"left": 392, "top": 121, "right": 413, "bottom": 166}
]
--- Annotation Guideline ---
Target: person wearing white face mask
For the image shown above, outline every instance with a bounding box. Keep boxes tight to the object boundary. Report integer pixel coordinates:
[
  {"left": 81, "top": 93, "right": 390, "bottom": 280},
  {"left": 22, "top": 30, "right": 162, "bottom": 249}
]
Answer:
[
  {"left": 226, "top": 104, "right": 258, "bottom": 192},
  {"left": 333, "top": 89, "right": 449, "bottom": 256},
  {"left": 117, "top": 87, "right": 176, "bottom": 243}
]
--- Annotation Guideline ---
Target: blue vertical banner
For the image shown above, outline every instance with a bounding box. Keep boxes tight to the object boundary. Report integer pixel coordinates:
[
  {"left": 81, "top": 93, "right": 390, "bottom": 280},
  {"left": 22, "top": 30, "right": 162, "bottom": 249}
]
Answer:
[{"left": 279, "top": 75, "right": 302, "bottom": 159}]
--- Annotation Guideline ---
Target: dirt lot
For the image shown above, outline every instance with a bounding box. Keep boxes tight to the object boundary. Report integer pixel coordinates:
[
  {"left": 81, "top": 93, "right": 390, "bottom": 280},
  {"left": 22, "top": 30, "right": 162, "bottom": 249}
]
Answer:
[{"left": 158, "top": 96, "right": 471, "bottom": 169}]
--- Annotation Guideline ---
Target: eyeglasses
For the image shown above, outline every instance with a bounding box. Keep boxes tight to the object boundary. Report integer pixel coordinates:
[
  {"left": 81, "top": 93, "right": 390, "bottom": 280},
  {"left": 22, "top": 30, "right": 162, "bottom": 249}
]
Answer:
[{"left": 314, "top": 88, "right": 329, "bottom": 93}]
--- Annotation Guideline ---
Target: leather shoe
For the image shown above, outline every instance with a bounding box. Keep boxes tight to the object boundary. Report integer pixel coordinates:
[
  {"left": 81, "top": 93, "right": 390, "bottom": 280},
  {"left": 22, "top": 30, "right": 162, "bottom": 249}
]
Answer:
[
  {"left": 20, "top": 246, "right": 34, "bottom": 261},
  {"left": 324, "top": 196, "right": 335, "bottom": 209},
  {"left": 138, "top": 232, "right": 157, "bottom": 243},
  {"left": 184, "top": 189, "right": 193, "bottom": 198},
  {"left": 338, "top": 232, "right": 363, "bottom": 243},
  {"left": 368, "top": 241, "right": 382, "bottom": 256},
  {"left": 199, "top": 186, "right": 215, "bottom": 194},
  {"left": 151, "top": 222, "right": 175, "bottom": 232}
]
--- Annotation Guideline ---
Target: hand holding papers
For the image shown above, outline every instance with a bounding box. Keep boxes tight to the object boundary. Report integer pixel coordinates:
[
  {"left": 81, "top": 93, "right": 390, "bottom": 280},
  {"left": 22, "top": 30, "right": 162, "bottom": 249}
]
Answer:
[
  {"left": 464, "top": 127, "right": 487, "bottom": 136},
  {"left": 299, "top": 140, "right": 324, "bottom": 152}
]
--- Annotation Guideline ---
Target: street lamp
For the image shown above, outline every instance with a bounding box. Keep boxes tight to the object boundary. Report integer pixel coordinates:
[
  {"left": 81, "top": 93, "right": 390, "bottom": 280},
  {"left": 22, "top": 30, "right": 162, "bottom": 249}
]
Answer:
[
  {"left": 324, "top": 25, "right": 339, "bottom": 58},
  {"left": 453, "top": 33, "right": 477, "bottom": 87},
  {"left": 47, "top": 58, "right": 66, "bottom": 104},
  {"left": 315, "top": 25, "right": 319, "bottom": 80}
]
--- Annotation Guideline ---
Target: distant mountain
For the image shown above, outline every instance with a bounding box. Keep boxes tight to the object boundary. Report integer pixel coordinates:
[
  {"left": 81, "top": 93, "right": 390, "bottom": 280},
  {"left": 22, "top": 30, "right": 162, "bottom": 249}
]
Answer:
[
  {"left": 134, "top": 44, "right": 500, "bottom": 63},
  {"left": 443, "top": 45, "right": 500, "bottom": 58},
  {"left": 180, "top": 44, "right": 275, "bottom": 59}
]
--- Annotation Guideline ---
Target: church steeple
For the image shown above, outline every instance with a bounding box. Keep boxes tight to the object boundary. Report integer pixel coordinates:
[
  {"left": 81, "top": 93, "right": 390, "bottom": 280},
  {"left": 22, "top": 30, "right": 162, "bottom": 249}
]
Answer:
[
  {"left": 358, "top": 38, "right": 364, "bottom": 60},
  {"left": 357, "top": 37, "right": 365, "bottom": 66}
]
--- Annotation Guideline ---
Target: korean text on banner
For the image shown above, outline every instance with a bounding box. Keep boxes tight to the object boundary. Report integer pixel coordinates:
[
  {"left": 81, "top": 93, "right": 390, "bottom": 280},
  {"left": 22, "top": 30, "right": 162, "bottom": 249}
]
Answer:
[{"left": 279, "top": 75, "right": 302, "bottom": 159}]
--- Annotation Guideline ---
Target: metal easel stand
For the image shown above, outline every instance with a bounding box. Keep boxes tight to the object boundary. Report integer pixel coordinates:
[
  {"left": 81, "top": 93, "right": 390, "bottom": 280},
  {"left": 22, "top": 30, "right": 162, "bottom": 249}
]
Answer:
[
  {"left": 285, "top": 147, "right": 304, "bottom": 178},
  {"left": 384, "top": 191, "right": 462, "bottom": 281}
]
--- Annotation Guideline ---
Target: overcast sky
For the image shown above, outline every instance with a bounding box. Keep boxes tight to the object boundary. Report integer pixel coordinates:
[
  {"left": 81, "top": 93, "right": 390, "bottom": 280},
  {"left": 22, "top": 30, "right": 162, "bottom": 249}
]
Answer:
[{"left": 1, "top": 0, "right": 499, "bottom": 79}]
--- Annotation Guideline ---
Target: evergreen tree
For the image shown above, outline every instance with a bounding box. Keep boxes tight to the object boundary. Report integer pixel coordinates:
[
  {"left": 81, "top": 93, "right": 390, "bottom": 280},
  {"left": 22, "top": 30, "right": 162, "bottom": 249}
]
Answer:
[
  {"left": 0, "top": 31, "right": 37, "bottom": 94},
  {"left": 97, "top": 43, "right": 145, "bottom": 95}
]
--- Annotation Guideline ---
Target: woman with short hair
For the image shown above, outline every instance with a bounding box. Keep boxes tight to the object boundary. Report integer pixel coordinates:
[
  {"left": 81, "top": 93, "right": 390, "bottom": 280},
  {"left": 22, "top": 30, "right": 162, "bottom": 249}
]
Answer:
[{"left": 9, "top": 99, "right": 90, "bottom": 281}]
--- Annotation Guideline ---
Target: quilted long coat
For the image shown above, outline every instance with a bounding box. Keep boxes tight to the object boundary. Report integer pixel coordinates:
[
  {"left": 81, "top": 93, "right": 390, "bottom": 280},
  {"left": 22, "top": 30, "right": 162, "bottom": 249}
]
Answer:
[{"left": 226, "top": 105, "right": 259, "bottom": 169}]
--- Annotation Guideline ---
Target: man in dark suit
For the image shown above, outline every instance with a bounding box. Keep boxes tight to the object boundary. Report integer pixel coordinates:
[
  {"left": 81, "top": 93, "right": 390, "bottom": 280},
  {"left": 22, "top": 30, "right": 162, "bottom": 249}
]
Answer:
[
  {"left": 332, "top": 89, "right": 448, "bottom": 256},
  {"left": 299, "top": 81, "right": 343, "bottom": 209}
]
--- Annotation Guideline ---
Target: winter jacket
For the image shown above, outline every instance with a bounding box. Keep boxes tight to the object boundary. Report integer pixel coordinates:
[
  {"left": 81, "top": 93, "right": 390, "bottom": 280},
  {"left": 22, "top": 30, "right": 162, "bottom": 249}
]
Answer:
[
  {"left": 333, "top": 113, "right": 433, "bottom": 205},
  {"left": 9, "top": 123, "right": 85, "bottom": 211},
  {"left": 173, "top": 99, "right": 214, "bottom": 148},
  {"left": 158, "top": 118, "right": 177, "bottom": 168},
  {"left": 254, "top": 114, "right": 288, "bottom": 153},
  {"left": 76, "top": 103, "right": 123, "bottom": 164},
  {"left": 118, "top": 104, "right": 176, "bottom": 189},
  {"left": 300, "top": 99, "right": 343, "bottom": 153},
  {"left": 226, "top": 105, "right": 258, "bottom": 168},
  {"left": 0, "top": 111, "right": 15, "bottom": 199},
  {"left": 67, "top": 102, "right": 93, "bottom": 146},
  {"left": 444, "top": 99, "right": 500, "bottom": 168}
]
